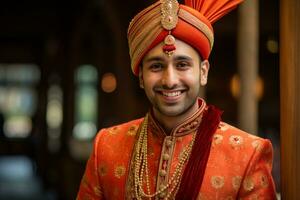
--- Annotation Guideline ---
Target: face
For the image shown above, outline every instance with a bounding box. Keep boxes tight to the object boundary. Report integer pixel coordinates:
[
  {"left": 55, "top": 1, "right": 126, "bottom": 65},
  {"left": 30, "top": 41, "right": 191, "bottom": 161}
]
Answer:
[{"left": 139, "top": 39, "right": 210, "bottom": 119}]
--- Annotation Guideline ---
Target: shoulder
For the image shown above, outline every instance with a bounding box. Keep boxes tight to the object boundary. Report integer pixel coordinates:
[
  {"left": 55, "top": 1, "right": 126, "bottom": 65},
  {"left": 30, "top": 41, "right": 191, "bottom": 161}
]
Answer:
[
  {"left": 93, "top": 118, "right": 144, "bottom": 147},
  {"left": 99, "top": 118, "right": 143, "bottom": 135},
  {"left": 89, "top": 118, "right": 144, "bottom": 164},
  {"left": 213, "top": 121, "right": 272, "bottom": 150},
  {"left": 203, "top": 123, "right": 276, "bottom": 197},
  {"left": 211, "top": 122, "right": 273, "bottom": 167}
]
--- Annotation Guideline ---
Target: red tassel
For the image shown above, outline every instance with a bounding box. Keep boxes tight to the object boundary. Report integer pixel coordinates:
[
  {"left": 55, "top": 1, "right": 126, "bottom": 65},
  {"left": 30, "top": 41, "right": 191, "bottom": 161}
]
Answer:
[{"left": 175, "top": 105, "right": 223, "bottom": 200}]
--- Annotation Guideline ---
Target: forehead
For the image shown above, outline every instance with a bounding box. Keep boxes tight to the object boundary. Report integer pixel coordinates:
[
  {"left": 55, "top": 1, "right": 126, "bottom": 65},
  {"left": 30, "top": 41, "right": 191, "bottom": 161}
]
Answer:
[{"left": 143, "top": 39, "right": 200, "bottom": 62}]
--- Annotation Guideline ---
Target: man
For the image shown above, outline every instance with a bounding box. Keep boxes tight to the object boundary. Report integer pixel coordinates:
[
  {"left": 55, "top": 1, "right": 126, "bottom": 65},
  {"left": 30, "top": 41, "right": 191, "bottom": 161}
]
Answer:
[{"left": 77, "top": 0, "right": 277, "bottom": 199}]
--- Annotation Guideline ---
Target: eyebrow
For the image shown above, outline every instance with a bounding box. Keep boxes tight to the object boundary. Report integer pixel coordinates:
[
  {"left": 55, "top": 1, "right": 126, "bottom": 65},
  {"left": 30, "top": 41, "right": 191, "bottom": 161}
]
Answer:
[
  {"left": 173, "top": 55, "right": 193, "bottom": 62},
  {"left": 143, "top": 55, "right": 193, "bottom": 64},
  {"left": 143, "top": 56, "right": 164, "bottom": 64}
]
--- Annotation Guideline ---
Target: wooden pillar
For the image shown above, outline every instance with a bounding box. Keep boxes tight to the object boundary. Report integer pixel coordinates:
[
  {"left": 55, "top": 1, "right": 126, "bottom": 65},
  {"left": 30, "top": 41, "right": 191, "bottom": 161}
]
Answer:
[
  {"left": 237, "top": 0, "right": 259, "bottom": 134},
  {"left": 280, "top": 0, "right": 300, "bottom": 198}
]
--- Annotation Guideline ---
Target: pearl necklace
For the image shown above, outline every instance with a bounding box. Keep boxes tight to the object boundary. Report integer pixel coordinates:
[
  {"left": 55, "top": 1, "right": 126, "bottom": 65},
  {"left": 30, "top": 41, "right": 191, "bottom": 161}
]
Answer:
[{"left": 133, "top": 114, "right": 197, "bottom": 199}]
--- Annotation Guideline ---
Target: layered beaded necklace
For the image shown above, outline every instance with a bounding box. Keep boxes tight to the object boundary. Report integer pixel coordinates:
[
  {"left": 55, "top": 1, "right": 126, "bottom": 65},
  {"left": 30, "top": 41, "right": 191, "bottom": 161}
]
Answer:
[{"left": 133, "top": 114, "right": 197, "bottom": 199}]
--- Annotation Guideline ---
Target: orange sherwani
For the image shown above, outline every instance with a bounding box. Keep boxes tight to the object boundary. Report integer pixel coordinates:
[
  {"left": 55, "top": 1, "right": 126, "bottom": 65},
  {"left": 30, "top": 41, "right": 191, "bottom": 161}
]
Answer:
[{"left": 77, "top": 103, "right": 277, "bottom": 199}]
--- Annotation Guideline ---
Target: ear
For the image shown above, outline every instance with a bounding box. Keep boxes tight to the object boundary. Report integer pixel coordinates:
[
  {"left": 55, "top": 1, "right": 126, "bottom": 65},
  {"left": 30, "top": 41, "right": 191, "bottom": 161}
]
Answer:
[
  {"left": 200, "top": 60, "right": 210, "bottom": 86},
  {"left": 138, "top": 66, "right": 144, "bottom": 89}
]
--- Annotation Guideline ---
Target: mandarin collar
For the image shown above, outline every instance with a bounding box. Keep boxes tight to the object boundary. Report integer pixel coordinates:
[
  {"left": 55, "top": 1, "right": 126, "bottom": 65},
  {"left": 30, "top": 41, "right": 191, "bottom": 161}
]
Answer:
[{"left": 148, "top": 98, "right": 207, "bottom": 137}]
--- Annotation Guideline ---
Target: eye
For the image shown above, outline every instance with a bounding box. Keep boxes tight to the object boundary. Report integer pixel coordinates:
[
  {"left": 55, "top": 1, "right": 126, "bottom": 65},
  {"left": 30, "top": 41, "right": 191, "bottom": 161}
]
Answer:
[
  {"left": 149, "top": 63, "right": 163, "bottom": 72},
  {"left": 176, "top": 61, "right": 190, "bottom": 70}
]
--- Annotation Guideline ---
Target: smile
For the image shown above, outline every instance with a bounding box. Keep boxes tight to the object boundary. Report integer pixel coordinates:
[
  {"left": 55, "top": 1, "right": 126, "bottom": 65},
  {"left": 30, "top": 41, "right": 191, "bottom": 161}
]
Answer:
[{"left": 162, "top": 91, "right": 181, "bottom": 97}]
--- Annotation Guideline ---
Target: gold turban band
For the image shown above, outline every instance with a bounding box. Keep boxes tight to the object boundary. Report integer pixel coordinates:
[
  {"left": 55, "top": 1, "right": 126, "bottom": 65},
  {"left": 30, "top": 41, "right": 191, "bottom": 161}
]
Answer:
[{"left": 128, "top": 0, "right": 243, "bottom": 76}]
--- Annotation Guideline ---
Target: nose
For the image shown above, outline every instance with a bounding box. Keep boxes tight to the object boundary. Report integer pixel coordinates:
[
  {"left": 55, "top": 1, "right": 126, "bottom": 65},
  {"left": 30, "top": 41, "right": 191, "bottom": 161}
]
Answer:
[{"left": 161, "top": 65, "right": 178, "bottom": 89}]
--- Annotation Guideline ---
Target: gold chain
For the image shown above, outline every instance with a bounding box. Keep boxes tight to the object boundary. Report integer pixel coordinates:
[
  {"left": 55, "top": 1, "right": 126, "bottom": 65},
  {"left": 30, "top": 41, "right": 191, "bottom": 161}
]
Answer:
[{"left": 133, "top": 114, "right": 197, "bottom": 199}]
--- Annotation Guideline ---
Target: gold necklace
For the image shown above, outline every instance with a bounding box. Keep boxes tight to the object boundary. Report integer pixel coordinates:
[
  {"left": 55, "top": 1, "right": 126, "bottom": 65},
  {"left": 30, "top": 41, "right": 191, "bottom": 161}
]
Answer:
[{"left": 133, "top": 114, "right": 197, "bottom": 199}]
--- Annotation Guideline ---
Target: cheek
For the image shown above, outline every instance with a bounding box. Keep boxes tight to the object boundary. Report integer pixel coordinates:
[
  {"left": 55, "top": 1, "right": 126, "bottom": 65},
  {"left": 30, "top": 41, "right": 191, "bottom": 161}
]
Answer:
[
  {"left": 142, "top": 76, "right": 156, "bottom": 93},
  {"left": 184, "top": 70, "right": 201, "bottom": 84}
]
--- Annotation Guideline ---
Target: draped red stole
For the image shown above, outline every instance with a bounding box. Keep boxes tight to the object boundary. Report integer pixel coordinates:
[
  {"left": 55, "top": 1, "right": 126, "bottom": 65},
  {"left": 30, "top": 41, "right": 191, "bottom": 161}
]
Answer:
[{"left": 175, "top": 105, "right": 223, "bottom": 200}]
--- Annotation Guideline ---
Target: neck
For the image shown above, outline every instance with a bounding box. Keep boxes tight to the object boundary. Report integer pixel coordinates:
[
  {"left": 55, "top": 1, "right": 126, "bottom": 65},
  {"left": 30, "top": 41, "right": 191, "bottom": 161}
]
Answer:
[{"left": 152, "top": 101, "right": 199, "bottom": 134}]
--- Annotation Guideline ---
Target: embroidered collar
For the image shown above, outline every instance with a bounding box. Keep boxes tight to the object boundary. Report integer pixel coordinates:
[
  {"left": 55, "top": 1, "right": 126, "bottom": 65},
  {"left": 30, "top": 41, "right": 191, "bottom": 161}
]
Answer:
[{"left": 148, "top": 98, "right": 207, "bottom": 137}]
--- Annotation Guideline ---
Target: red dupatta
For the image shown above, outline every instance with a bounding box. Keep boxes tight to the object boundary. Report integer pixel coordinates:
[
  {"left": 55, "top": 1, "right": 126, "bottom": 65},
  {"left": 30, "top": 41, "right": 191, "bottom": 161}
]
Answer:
[{"left": 176, "top": 105, "right": 222, "bottom": 200}]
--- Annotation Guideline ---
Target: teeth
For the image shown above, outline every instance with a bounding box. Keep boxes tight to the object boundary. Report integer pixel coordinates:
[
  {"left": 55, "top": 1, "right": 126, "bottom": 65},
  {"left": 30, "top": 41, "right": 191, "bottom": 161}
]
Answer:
[{"left": 162, "top": 91, "right": 181, "bottom": 97}]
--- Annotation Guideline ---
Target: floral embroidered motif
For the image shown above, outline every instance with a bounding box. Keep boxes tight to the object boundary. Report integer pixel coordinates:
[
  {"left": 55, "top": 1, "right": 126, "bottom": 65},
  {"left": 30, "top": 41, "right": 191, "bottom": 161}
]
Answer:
[
  {"left": 211, "top": 176, "right": 225, "bottom": 189},
  {"left": 108, "top": 126, "right": 120, "bottom": 135},
  {"left": 232, "top": 176, "right": 242, "bottom": 190},
  {"left": 260, "top": 173, "right": 269, "bottom": 188},
  {"left": 219, "top": 122, "right": 229, "bottom": 131},
  {"left": 114, "top": 165, "right": 126, "bottom": 179},
  {"left": 213, "top": 134, "right": 223, "bottom": 145},
  {"left": 229, "top": 135, "right": 244, "bottom": 149},
  {"left": 98, "top": 164, "right": 108, "bottom": 177},
  {"left": 243, "top": 177, "right": 255, "bottom": 191},
  {"left": 127, "top": 125, "right": 138, "bottom": 136}
]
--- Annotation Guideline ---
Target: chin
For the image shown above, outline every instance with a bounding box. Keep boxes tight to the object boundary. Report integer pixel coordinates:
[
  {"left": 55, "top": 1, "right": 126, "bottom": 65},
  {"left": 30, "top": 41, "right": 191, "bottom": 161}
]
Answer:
[{"left": 157, "top": 107, "right": 187, "bottom": 117}]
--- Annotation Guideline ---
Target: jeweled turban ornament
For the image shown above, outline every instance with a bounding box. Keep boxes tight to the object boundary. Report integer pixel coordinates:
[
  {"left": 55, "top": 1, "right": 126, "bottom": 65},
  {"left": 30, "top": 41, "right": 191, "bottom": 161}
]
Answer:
[{"left": 161, "top": 0, "right": 179, "bottom": 56}]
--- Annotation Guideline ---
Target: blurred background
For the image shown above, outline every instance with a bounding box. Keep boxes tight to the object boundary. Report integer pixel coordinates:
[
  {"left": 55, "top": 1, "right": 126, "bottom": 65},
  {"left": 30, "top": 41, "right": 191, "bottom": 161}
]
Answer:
[{"left": 0, "top": 0, "right": 279, "bottom": 199}]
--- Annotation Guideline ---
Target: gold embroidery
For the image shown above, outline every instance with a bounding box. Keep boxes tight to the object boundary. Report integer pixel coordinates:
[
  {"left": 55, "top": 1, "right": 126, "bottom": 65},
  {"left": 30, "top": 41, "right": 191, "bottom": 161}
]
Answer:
[
  {"left": 160, "top": 0, "right": 179, "bottom": 30},
  {"left": 225, "top": 196, "right": 234, "bottom": 200},
  {"left": 178, "top": 146, "right": 188, "bottom": 161},
  {"left": 115, "top": 165, "right": 126, "bottom": 179},
  {"left": 260, "top": 173, "right": 269, "bottom": 188},
  {"left": 252, "top": 140, "right": 262, "bottom": 151},
  {"left": 229, "top": 135, "right": 244, "bottom": 149},
  {"left": 218, "top": 122, "right": 229, "bottom": 131},
  {"left": 127, "top": 125, "right": 138, "bottom": 136},
  {"left": 177, "top": 119, "right": 200, "bottom": 133},
  {"left": 243, "top": 177, "right": 255, "bottom": 191},
  {"left": 211, "top": 176, "right": 225, "bottom": 189},
  {"left": 108, "top": 126, "right": 120, "bottom": 135},
  {"left": 98, "top": 164, "right": 108, "bottom": 177},
  {"left": 232, "top": 176, "right": 242, "bottom": 190},
  {"left": 93, "top": 186, "right": 102, "bottom": 197},
  {"left": 178, "top": 8, "right": 214, "bottom": 48},
  {"left": 213, "top": 134, "right": 223, "bottom": 145}
]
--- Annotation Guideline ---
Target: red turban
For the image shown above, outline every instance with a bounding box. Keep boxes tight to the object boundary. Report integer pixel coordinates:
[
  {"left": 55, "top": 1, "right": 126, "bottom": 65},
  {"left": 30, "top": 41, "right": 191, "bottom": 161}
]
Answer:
[{"left": 128, "top": 0, "right": 243, "bottom": 76}]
